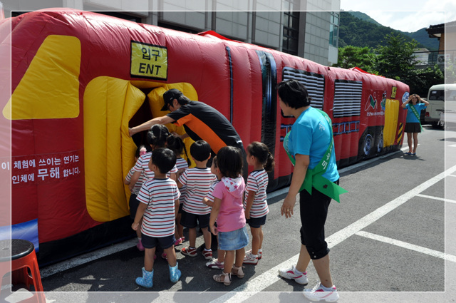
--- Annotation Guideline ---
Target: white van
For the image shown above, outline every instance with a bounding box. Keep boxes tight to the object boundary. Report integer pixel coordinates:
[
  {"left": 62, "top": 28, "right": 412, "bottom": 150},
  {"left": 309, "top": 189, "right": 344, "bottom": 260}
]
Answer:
[{"left": 425, "top": 84, "right": 456, "bottom": 127}]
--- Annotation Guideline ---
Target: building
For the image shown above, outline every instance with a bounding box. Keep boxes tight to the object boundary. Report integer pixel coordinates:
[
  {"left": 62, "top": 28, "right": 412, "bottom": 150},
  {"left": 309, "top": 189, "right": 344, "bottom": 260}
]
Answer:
[
  {"left": 2, "top": 0, "right": 340, "bottom": 66},
  {"left": 426, "top": 21, "right": 456, "bottom": 69}
]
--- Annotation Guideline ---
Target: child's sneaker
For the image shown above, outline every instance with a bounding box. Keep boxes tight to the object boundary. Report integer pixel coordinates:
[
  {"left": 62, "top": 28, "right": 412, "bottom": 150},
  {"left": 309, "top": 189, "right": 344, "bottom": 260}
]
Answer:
[
  {"left": 303, "top": 282, "right": 339, "bottom": 302},
  {"left": 181, "top": 246, "right": 197, "bottom": 257},
  {"left": 206, "top": 259, "right": 224, "bottom": 269},
  {"left": 243, "top": 252, "right": 259, "bottom": 265},
  {"left": 137, "top": 241, "right": 145, "bottom": 252},
  {"left": 213, "top": 272, "right": 231, "bottom": 285},
  {"left": 246, "top": 249, "right": 262, "bottom": 260},
  {"left": 161, "top": 252, "right": 167, "bottom": 260},
  {"left": 202, "top": 249, "right": 213, "bottom": 260},
  {"left": 278, "top": 265, "right": 308, "bottom": 285},
  {"left": 174, "top": 237, "right": 184, "bottom": 246}
]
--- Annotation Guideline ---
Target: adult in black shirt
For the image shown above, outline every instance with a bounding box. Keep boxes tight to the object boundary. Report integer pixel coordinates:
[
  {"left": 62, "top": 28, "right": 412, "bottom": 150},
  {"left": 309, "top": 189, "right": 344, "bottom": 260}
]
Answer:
[{"left": 129, "top": 89, "right": 247, "bottom": 177}]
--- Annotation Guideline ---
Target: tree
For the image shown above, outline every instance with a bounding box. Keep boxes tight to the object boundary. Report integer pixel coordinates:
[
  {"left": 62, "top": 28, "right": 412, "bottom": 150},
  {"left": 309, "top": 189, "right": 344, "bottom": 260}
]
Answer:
[
  {"left": 333, "top": 45, "right": 377, "bottom": 74},
  {"left": 374, "top": 33, "right": 418, "bottom": 81}
]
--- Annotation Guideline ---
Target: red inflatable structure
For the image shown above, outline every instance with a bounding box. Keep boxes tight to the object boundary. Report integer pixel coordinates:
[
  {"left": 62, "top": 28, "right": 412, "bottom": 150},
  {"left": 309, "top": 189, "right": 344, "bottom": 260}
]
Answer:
[{"left": 0, "top": 9, "right": 408, "bottom": 264}]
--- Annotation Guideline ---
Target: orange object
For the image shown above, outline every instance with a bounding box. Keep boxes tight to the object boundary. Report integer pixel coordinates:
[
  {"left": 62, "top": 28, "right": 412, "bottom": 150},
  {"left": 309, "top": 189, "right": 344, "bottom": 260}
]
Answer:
[{"left": 0, "top": 239, "right": 45, "bottom": 303}]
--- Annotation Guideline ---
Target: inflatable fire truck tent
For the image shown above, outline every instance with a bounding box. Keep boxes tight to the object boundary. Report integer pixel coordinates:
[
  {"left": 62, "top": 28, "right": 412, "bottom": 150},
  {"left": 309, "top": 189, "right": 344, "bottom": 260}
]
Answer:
[{"left": 0, "top": 9, "right": 408, "bottom": 264}]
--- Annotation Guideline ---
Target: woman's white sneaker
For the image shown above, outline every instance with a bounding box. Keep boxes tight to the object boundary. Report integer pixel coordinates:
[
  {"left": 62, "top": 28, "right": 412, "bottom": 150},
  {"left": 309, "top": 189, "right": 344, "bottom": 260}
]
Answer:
[
  {"left": 278, "top": 265, "right": 308, "bottom": 285},
  {"left": 303, "top": 282, "right": 339, "bottom": 302}
]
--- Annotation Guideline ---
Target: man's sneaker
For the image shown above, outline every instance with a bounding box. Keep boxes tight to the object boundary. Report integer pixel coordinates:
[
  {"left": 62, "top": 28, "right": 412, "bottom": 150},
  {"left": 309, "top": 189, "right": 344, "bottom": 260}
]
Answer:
[
  {"left": 243, "top": 252, "right": 259, "bottom": 265},
  {"left": 181, "top": 246, "right": 197, "bottom": 257},
  {"left": 278, "top": 265, "right": 308, "bottom": 285},
  {"left": 245, "top": 249, "right": 262, "bottom": 260},
  {"left": 206, "top": 259, "right": 224, "bottom": 269},
  {"left": 202, "top": 249, "right": 213, "bottom": 260},
  {"left": 303, "top": 282, "right": 339, "bottom": 302}
]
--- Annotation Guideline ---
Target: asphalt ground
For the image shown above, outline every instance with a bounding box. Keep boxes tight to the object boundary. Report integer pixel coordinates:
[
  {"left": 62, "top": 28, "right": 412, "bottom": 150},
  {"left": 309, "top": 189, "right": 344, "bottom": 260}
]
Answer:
[{"left": 3, "top": 124, "right": 455, "bottom": 303}]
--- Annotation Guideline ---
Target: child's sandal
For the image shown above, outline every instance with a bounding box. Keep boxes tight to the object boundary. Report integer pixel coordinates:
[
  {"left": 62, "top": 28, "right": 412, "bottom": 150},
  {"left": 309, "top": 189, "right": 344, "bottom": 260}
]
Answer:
[
  {"left": 231, "top": 266, "right": 245, "bottom": 278},
  {"left": 213, "top": 272, "right": 231, "bottom": 285}
]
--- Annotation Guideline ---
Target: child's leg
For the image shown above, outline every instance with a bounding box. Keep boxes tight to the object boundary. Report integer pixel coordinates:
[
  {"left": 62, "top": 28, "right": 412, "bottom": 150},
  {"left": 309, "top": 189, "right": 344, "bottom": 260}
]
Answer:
[
  {"left": 234, "top": 247, "right": 245, "bottom": 268},
  {"left": 223, "top": 250, "right": 235, "bottom": 274},
  {"left": 189, "top": 227, "right": 197, "bottom": 248},
  {"left": 259, "top": 226, "right": 264, "bottom": 250},
  {"left": 176, "top": 213, "right": 184, "bottom": 239},
  {"left": 164, "top": 246, "right": 177, "bottom": 267},
  {"left": 202, "top": 227, "right": 212, "bottom": 250},
  {"left": 250, "top": 227, "right": 261, "bottom": 255},
  {"left": 144, "top": 247, "right": 156, "bottom": 272}
]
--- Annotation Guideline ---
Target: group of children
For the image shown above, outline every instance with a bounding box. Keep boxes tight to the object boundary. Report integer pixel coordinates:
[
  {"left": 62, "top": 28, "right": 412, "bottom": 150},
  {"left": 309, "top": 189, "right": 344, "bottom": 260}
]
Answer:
[{"left": 125, "top": 124, "right": 275, "bottom": 288}]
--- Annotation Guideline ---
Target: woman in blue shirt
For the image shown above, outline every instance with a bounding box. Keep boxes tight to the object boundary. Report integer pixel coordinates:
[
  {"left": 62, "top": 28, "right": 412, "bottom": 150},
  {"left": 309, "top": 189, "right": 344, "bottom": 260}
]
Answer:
[
  {"left": 276, "top": 80, "right": 340, "bottom": 302},
  {"left": 401, "top": 94, "right": 429, "bottom": 156}
]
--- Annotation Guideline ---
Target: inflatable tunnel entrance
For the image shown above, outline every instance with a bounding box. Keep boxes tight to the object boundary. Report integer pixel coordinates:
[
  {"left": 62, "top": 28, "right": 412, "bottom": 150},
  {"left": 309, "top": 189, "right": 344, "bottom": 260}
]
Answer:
[{"left": 83, "top": 78, "right": 196, "bottom": 223}]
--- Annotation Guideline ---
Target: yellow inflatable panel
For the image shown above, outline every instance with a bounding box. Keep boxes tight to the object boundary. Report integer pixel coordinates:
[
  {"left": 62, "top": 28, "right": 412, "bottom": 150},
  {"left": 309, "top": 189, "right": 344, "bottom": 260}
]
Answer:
[
  {"left": 147, "top": 83, "right": 198, "bottom": 168},
  {"left": 3, "top": 35, "right": 80, "bottom": 120},
  {"left": 383, "top": 99, "right": 399, "bottom": 147},
  {"left": 84, "top": 77, "right": 145, "bottom": 222}
]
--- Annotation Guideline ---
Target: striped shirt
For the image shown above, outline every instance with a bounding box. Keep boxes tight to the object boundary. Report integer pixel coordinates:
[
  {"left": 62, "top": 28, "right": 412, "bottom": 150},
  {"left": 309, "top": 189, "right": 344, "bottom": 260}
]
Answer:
[
  {"left": 178, "top": 167, "right": 216, "bottom": 215},
  {"left": 136, "top": 178, "right": 180, "bottom": 238},
  {"left": 175, "top": 157, "right": 189, "bottom": 200},
  {"left": 244, "top": 169, "right": 269, "bottom": 218},
  {"left": 132, "top": 151, "right": 178, "bottom": 180},
  {"left": 205, "top": 179, "right": 221, "bottom": 203},
  {"left": 125, "top": 167, "right": 146, "bottom": 195}
]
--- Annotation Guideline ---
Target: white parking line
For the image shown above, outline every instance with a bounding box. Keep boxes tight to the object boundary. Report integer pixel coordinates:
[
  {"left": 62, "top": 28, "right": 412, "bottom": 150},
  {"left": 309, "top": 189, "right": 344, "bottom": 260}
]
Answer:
[
  {"left": 211, "top": 164, "right": 456, "bottom": 303},
  {"left": 356, "top": 231, "right": 456, "bottom": 263},
  {"left": 40, "top": 239, "right": 137, "bottom": 279},
  {"left": 417, "top": 194, "right": 456, "bottom": 204}
]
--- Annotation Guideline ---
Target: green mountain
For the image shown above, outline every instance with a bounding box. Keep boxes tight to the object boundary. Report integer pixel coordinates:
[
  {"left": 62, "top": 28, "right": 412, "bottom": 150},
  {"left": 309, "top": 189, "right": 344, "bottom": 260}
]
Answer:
[
  {"left": 340, "top": 11, "right": 439, "bottom": 51},
  {"left": 346, "top": 11, "right": 382, "bottom": 27}
]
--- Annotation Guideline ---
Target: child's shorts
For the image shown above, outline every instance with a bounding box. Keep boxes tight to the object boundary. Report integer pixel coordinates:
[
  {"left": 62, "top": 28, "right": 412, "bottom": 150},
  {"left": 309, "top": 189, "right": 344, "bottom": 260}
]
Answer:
[
  {"left": 218, "top": 226, "right": 249, "bottom": 251},
  {"left": 180, "top": 210, "right": 210, "bottom": 228},
  {"left": 246, "top": 215, "right": 267, "bottom": 228},
  {"left": 141, "top": 234, "right": 175, "bottom": 250},
  {"left": 129, "top": 194, "right": 139, "bottom": 220},
  {"left": 178, "top": 203, "right": 183, "bottom": 214}
]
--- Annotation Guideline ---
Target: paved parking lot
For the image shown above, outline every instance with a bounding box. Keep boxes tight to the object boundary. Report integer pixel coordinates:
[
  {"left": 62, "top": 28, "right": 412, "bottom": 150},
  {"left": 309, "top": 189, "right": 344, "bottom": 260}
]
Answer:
[{"left": 4, "top": 125, "right": 454, "bottom": 303}]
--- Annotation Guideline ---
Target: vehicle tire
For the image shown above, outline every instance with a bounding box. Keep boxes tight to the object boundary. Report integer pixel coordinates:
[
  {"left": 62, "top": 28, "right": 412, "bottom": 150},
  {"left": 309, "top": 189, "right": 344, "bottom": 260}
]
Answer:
[{"left": 358, "top": 130, "right": 374, "bottom": 159}]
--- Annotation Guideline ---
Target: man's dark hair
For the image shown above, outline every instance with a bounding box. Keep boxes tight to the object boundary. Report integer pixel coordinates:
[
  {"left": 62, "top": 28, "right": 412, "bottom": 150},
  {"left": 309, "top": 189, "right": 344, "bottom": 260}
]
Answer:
[
  {"left": 277, "top": 80, "right": 311, "bottom": 109},
  {"left": 217, "top": 146, "right": 243, "bottom": 178},
  {"left": 190, "top": 140, "right": 211, "bottom": 162},
  {"left": 151, "top": 148, "right": 176, "bottom": 174}
]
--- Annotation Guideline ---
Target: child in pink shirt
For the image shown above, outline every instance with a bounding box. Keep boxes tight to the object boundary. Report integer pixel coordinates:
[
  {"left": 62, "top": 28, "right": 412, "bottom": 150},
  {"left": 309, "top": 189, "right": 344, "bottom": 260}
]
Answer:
[{"left": 209, "top": 146, "right": 249, "bottom": 285}]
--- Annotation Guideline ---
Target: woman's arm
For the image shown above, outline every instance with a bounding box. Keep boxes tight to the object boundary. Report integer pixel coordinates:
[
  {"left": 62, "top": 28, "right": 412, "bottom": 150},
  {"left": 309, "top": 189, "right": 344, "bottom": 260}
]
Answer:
[{"left": 281, "top": 154, "right": 309, "bottom": 218}]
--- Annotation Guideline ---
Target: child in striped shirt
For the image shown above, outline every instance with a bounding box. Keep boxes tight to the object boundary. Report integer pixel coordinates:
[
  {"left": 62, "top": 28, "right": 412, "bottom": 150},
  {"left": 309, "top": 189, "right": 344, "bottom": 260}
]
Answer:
[
  {"left": 178, "top": 140, "right": 216, "bottom": 259},
  {"left": 167, "top": 135, "right": 191, "bottom": 246},
  {"left": 243, "top": 142, "right": 275, "bottom": 265},
  {"left": 132, "top": 148, "right": 181, "bottom": 288},
  {"left": 124, "top": 145, "right": 148, "bottom": 251},
  {"left": 129, "top": 125, "right": 178, "bottom": 189}
]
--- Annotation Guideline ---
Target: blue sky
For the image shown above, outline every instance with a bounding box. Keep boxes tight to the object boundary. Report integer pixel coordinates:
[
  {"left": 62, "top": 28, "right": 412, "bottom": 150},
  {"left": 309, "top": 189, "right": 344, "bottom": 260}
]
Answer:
[{"left": 340, "top": 0, "right": 456, "bottom": 32}]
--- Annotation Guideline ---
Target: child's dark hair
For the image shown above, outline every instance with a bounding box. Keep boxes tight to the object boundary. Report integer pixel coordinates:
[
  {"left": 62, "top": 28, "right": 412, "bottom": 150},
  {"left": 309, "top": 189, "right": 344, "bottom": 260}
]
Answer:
[
  {"left": 217, "top": 146, "right": 243, "bottom": 178},
  {"left": 190, "top": 140, "right": 211, "bottom": 162},
  {"left": 147, "top": 124, "right": 170, "bottom": 149},
  {"left": 151, "top": 148, "right": 176, "bottom": 174},
  {"left": 212, "top": 155, "right": 218, "bottom": 169},
  {"left": 247, "top": 141, "right": 275, "bottom": 172},
  {"left": 167, "top": 135, "right": 191, "bottom": 166}
]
